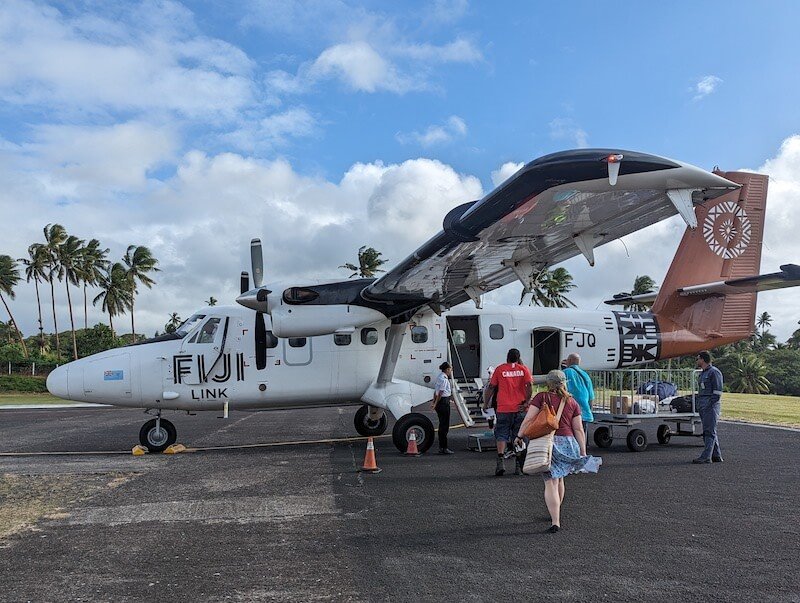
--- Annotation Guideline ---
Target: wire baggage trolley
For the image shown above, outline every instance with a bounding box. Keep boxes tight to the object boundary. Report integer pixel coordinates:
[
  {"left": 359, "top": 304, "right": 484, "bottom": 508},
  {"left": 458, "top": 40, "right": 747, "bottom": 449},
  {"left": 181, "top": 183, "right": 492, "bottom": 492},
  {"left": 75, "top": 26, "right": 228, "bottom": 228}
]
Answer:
[{"left": 587, "top": 368, "right": 702, "bottom": 452}]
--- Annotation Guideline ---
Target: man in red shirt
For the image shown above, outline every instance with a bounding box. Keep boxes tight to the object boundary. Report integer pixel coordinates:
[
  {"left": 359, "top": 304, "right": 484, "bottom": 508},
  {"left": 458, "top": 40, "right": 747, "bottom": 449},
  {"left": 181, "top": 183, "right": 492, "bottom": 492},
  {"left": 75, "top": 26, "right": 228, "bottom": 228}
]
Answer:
[{"left": 484, "top": 348, "right": 533, "bottom": 476}]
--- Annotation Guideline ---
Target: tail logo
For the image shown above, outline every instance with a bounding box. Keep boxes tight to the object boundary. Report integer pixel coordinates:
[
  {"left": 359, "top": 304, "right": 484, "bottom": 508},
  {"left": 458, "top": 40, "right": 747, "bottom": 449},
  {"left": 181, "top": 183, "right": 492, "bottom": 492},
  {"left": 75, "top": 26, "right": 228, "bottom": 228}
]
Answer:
[{"left": 703, "top": 200, "right": 751, "bottom": 259}]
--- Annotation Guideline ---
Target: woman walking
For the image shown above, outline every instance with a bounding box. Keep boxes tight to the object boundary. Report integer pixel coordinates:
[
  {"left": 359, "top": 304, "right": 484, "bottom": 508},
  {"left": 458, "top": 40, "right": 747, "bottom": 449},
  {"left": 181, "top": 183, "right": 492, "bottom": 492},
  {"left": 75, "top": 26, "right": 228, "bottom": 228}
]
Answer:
[{"left": 515, "top": 369, "right": 601, "bottom": 533}]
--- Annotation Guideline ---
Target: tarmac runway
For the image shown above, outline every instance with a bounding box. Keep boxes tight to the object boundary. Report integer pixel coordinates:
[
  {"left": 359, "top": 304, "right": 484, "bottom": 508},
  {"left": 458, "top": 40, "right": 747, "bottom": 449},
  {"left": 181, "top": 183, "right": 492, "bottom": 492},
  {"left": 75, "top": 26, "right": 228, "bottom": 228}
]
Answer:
[{"left": 1, "top": 406, "right": 798, "bottom": 602}]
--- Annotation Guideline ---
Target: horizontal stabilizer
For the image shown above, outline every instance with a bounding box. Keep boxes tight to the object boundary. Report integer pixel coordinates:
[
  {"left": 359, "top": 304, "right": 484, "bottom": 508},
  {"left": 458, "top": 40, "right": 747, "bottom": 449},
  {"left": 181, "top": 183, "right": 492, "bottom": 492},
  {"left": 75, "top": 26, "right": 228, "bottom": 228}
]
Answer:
[
  {"left": 604, "top": 291, "right": 658, "bottom": 306},
  {"left": 677, "top": 264, "right": 800, "bottom": 297}
]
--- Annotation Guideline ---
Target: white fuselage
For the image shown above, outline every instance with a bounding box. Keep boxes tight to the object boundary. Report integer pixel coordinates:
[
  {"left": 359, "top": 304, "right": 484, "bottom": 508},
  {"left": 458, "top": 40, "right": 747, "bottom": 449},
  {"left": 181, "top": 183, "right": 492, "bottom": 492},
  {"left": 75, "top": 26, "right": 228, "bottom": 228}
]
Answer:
[{"left": 47, "top": 302, "right": 636, "bottom": 414}]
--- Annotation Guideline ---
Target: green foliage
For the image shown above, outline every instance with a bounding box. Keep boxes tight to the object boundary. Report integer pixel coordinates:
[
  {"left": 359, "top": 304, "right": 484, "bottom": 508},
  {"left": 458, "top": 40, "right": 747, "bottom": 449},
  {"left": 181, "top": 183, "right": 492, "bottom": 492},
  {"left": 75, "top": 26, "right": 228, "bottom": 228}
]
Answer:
[
  {"left": 0, "top": 375, "right": 48, "bottom": 393},
  {"left": 626, "top": 275, "right": 658, "bottom": 312},
  {"left": 339, "top": 246, "right": 388, "bottom": 278},
  {"left": 0, "top": 343, "right": 26, "bottom": 363},
  {"left": 521, "top": 267, "right": 577, "bottom": 308},
  {"left": 762, "top": 348, "right": 800, "bottom": 396},
  {"left": 75, "top": 324, "right": 120, "bottom": 357},
  {"left": 728, "top": 353, "right": 771, "bottom": 394}
]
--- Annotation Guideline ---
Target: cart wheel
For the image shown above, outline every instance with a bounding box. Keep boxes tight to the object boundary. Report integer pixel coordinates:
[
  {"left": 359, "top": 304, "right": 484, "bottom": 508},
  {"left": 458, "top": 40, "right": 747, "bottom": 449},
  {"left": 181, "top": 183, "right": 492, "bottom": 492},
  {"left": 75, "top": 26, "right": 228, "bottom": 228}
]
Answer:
[
  {"left": 626, "top": 429, "right": 647, "bottom": 452},
  {"left": 593, "top": 426, "right": 613, "bottom": 448},
  {"left": 657, "top": 424, "right": 672, "bottom": 445}
]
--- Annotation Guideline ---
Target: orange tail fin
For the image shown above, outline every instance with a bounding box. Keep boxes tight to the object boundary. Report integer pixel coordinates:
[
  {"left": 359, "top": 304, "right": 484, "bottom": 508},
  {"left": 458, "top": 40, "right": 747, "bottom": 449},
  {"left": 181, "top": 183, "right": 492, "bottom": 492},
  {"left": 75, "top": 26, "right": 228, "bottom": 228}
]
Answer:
[{"left": 652, "top": 170, "right": 769, "bottom": 356}]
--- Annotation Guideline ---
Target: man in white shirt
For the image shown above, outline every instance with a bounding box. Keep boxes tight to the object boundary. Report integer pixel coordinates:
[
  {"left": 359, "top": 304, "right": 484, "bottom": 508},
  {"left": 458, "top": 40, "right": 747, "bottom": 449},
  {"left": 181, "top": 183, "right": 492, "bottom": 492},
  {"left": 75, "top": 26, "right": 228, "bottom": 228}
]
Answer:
[{"left": 431, "top": 362, "right": 455, "bottom": 454}]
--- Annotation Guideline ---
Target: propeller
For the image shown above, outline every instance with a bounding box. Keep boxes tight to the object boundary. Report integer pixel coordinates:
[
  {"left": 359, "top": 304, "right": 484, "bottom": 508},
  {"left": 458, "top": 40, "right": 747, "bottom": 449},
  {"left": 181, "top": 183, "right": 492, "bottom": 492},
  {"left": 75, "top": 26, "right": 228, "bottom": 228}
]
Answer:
[
  {"left": 251, "top": 238, "right": 264, "bottom": 288},
  {"left": 240, "top": 271, "right": 249, "bottom": 295}
]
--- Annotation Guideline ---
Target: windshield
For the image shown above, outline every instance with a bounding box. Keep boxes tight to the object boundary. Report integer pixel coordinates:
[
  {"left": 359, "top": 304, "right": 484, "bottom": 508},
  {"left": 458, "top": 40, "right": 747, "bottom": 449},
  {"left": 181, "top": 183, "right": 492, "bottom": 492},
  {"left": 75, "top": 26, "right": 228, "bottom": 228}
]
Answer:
[{"left": 176, "top": 314, "right": 206, "bottom": 338}]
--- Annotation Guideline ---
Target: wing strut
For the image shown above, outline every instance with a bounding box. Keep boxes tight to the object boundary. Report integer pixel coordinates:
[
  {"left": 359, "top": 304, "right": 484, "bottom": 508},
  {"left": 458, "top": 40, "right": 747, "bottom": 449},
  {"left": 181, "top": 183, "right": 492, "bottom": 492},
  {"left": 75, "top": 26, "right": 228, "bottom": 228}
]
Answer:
[
  {"left": 666, "top": 189, "right": 699, "bottom": 229},
  {"left": 377, "top": 322, "right": 407, "bottom": 384}
]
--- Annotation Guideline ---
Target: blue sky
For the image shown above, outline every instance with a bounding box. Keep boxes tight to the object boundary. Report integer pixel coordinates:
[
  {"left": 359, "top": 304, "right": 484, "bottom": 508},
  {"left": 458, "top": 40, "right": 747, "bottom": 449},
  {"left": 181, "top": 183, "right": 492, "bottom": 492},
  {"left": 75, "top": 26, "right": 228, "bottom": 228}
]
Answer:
[{"left": 0, "top": 0, "right": 798, "bottom": 340}]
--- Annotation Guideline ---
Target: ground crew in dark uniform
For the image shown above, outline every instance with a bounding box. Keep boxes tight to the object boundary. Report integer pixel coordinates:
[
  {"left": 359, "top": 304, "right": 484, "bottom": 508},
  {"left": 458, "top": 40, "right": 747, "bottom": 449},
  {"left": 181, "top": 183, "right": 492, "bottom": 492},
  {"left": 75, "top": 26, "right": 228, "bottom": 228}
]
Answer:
[{"left": 693, "top": 350, "right": 724, "bottom": 464}]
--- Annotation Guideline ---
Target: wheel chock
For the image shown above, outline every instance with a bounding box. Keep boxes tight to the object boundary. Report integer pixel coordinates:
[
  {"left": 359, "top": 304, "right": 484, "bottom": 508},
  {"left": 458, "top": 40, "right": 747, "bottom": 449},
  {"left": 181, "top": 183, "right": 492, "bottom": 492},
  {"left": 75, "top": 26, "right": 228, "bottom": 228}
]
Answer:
[
  {"left": 163, "top": 444, "right": 187, "bottom": 454},
  {"left": 132, "top": 445, "right": 148, "bottom": 456}
]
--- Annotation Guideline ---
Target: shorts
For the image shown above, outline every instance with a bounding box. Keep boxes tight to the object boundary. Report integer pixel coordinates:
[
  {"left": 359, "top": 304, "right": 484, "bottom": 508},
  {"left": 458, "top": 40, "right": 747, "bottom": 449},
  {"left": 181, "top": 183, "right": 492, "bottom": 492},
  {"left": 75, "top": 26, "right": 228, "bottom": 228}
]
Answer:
[{"left": 494, "top": 411, "right": 525, "bottom": 443}]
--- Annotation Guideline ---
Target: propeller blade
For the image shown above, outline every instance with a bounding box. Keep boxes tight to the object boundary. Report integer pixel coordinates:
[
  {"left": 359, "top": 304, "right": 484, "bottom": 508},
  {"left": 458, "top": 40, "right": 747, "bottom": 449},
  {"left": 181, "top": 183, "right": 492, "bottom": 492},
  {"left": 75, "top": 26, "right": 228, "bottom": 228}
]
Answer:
[
  {"left": 250, "top": 238, "right": 264, "bottom": 288},
  {"left": 240, "top": 271, "right": 249, "bottom": 295}
]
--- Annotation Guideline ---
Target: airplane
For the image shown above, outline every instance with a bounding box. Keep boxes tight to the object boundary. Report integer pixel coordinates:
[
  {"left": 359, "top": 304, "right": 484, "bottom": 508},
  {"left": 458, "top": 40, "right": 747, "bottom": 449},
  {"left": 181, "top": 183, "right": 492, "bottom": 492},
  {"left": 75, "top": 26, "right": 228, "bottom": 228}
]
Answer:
[{"left": 45, "top": 149, "right": 800, "bottom": 454}]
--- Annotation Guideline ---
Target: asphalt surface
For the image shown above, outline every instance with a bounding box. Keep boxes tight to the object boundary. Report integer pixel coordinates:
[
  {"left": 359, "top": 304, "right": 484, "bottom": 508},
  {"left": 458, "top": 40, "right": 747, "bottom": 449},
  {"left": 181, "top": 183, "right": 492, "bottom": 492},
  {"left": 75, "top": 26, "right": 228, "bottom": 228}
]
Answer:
[{"left": 0, "top": 406, "right": 799, "bottom": 602}]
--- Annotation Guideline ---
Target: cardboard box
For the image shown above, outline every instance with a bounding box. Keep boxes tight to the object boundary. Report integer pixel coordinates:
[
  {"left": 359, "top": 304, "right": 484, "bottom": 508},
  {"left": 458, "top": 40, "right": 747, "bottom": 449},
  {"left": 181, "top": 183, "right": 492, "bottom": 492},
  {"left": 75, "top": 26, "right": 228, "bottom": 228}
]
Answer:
[{"left": 612, "top": 394, "right": 660, "bottom": 415}]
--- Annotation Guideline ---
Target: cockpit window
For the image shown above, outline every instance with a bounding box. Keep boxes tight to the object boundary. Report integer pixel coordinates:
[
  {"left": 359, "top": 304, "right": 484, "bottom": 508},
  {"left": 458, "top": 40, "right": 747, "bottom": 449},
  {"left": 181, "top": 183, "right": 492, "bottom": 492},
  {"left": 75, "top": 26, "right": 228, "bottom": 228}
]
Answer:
[
  {"left": 176, "top": 314, "right": 206, "bottom": 338},
  {"left": 196, "top": 318, "right": 221, "bottom": 344}
]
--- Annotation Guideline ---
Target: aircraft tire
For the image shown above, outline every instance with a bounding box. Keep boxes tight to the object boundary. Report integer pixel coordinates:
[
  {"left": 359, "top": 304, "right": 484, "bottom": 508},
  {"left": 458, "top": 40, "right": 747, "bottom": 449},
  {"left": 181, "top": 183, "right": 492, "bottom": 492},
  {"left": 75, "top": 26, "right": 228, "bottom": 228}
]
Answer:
[
  {"left": 626, "top": 428, "right": 648, "bottom": 452},
  {"left": 139, "top": 418, "right": 177, "bottom": 453},
  {"left": 657, "top": 424, "right": 672, "bottom": 445},
  {"left": 392, "top": 413, "right": 435, "bottom": 454},
  {"left": 593, "top": 426, "right": 613, "bottom": 448},
  {"left": 354, "top": 405, "right": 388, "bottom": 437}
]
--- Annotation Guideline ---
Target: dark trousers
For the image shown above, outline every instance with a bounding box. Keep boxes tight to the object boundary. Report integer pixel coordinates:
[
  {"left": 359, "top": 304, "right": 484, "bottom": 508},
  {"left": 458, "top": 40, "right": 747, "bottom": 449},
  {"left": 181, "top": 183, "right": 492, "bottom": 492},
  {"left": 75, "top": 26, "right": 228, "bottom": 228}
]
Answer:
[{"left": 435, "top": 398, "right": 451, "bottom": 450}]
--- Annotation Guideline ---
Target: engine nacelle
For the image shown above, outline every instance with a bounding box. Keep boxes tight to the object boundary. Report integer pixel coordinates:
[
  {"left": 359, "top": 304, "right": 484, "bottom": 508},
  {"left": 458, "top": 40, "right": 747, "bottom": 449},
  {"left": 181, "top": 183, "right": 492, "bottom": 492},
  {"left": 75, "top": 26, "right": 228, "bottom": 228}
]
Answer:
[{"left": 269, "top": 303, "right": 386, "bottom": 337}]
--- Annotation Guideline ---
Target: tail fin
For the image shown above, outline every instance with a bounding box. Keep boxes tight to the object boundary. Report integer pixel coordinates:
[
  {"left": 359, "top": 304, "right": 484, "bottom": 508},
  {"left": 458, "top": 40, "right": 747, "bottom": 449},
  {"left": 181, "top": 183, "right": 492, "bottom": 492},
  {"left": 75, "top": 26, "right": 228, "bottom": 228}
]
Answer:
[{"left": 652, "top": 170, "right": 769, "bottom": 353}]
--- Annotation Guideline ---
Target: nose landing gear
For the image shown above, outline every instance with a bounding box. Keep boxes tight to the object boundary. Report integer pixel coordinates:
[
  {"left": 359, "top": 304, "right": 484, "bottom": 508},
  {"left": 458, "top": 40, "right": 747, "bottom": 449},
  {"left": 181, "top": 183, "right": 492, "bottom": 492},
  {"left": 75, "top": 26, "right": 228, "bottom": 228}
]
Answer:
[{"left": 139, "top": 412, "right": 177, "bottom": 453}]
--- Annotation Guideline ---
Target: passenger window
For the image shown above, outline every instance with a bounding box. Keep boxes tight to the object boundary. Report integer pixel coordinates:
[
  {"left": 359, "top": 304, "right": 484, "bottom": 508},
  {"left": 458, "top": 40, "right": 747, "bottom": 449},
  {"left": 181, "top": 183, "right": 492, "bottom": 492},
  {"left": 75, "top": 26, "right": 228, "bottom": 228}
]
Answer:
[
  {"left": 451, "top": 329, "right": 466, "bottom": 345},
  {"left": 411, "top": 326, "right": 428, "bottom": 344},
  {"left": 288, "top": 337, "right": 306, "bottom": 348},
  {"left": 266, "top": 330, "right": 278, "bottom": 349},
  {"left": 196, "top": 318, "right": 221, "bottom": 344},
  {"left": 361, "top": 328, "right": 378, "bottom": 345},
  {"left": 334, "top": 333, "right": 352, "bottom": 346},
  {"left": 489, "top": 324, "right": 504, "bottom": 340}
]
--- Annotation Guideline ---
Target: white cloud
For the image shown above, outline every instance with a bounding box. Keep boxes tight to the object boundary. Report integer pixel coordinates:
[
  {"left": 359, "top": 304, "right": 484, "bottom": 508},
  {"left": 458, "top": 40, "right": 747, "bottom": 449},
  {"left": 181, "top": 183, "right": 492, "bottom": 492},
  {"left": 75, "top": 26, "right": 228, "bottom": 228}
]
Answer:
[
  {"left": 491, "top": 161, "right": 524, "bottom": 187},
  {"left": 549, "top": 117, "right": 588, "bottom": 148},
  {"left": 425, "top": 0, "right": 470, "bottom": 24},
  {"left": 0, "top": 148, "right": 482, "bottom": 339},
  {"left": 394, "top": 38, "right": 482, "bottom": 63},
  {"left": 396, "top": 115, "right": 468, "bottom": 147},
  {"left": 693, "top": 75, "right": 723, "bottom": 101},
  {"left": 308, "top": 41, "right": 414, "bottom": 93},
  {"left": 223, "top": 108, "right": 318, "bottom": 151},
  {"left": 26, "top": 122, "right": 177, "bottom": 192},
  {"left": 0, "top": 0, "right": 257, "bottom": 119}
]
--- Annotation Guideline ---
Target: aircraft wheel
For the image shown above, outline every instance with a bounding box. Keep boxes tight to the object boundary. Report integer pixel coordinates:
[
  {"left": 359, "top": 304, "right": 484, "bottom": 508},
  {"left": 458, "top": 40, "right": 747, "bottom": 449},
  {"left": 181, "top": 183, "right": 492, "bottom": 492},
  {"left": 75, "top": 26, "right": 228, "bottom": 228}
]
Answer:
[
  {"left": 657, "top": 424, "right": 672, "bottom": 445},
  {"left": 392, "top": 413, "right": 435, "bottom": 454},
  {"left": 626, "top": 428, "right": 648, "bottom": 452},
  {"left": 593, "top": 426, "right": 613, "bottom": 448},
  {"left": 139, "top": 418, "right": 177, "bottom": 453},
  {"left": 354, "top": 405, "right": 388, "bottom": 437}
]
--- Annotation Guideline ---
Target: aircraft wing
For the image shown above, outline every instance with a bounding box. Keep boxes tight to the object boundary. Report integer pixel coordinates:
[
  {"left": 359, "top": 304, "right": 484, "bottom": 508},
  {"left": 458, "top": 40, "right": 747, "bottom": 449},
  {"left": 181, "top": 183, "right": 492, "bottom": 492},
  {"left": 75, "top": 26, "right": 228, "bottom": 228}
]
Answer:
[{"left": 365, "top": 149, "right": 739, "bottom": 310}]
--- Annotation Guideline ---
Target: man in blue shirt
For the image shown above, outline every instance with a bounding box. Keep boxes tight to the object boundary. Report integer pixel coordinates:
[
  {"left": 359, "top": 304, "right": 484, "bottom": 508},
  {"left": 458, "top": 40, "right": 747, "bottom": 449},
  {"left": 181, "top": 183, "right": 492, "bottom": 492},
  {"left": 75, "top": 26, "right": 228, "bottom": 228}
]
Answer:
[
  {"left": 562, "top": 353, "right": 594, "bottom": 430},
  {"left": 693, "top": 350, "right": 724, "bottom": 464}
]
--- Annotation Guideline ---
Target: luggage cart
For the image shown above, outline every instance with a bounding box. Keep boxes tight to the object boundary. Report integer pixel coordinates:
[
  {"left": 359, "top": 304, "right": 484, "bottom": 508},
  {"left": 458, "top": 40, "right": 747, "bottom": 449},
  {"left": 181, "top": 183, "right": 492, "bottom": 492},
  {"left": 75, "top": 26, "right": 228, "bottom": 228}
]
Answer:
[{"left": 588, "top": 368, "right": 703, "bottom": 452}]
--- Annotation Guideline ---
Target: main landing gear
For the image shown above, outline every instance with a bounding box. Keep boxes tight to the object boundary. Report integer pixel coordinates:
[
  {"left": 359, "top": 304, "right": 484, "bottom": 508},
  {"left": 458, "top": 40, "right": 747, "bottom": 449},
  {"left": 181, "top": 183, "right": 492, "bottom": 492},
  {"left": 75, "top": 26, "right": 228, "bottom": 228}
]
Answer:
[
  {"left": 391, "top": 413, "right": 435, "bottom": 454},
  {"left": 353, "top": 405, "right": 388, "bottom": 437},
  {"left": 139, "top": 411, "right": 177, "bottom": 453}
]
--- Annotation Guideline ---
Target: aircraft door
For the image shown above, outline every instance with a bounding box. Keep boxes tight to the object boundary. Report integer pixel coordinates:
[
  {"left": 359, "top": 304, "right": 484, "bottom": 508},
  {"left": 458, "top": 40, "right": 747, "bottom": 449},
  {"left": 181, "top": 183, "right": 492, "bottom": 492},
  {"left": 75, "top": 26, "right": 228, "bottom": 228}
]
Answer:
[
  {"left": 283, "top": 337, "right": 312, "bottom": 366},
  {"left": 531, "top": 328, "right": 561, "bottom": 375},
  {"left": 176, "top": 316, "right": 229, "bottom": 386},
  {"left": 447, "top": 316, "right": 480, "bottom": 380}
]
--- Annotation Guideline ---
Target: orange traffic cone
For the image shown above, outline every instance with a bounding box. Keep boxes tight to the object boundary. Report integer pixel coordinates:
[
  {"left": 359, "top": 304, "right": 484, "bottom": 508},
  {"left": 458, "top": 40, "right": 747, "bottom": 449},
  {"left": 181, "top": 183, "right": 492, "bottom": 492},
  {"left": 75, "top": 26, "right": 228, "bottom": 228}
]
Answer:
[
  {"left": 404, "top": 431, "right": 420, "bottom": 456},
  {"left": 361, "top": 437, "right": 382, "bottom": 473}
]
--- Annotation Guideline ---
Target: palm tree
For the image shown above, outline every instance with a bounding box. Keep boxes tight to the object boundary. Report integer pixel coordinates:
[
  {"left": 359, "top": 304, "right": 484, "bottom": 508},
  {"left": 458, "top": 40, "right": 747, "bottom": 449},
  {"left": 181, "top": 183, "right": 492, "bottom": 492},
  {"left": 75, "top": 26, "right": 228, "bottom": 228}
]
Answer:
[
  {"left": 541, "top": 267, "right": 577, "bottom": 308},
  {"left": 43, "top": 223, "right": 67, "bottom": 359},
  {"left": 164, "top": 313, "right": 182, "bottom": 334},
  {"left": 122, "top": 245, "right": 160, "bottom": 343},
  {"left": 92, "top": 263, "right": 132, "bottom": 338},
  {"left": 788, "top": 321, "right": 800, "bottom": 349},
  {"left": 729, "top": 353, "right": 770, "bottom": 394},
  {"left": 20, "top": 243, "right": 49, "bottom": 355},
  {"left": 339, "top": 246, "right": 388, "bottom": 278},
  {"left": 205, "top": 297, "right": 217, "bottom": 307},
  {"left": 624, "top": 275, "right": 657, "bottom": 312},
  {"left": 55, "top": 234, "right": 85, "bottom": 360},
  {"left": 0, "top": 255, "right": 29, "bottom": 357},
  {"left": 756, "top": 311, "right": 772, "bottom": 336},
  {"left": 77, "top": 239, "right": 110, "bottom": 330}
]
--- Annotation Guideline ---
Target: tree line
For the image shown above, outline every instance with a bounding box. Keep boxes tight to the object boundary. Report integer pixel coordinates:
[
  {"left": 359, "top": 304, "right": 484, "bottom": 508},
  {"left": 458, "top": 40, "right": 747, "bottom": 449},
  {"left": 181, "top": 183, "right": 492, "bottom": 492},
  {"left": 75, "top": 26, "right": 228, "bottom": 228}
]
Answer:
[{"left": 0, "top": 224, "right": 159, "bottom": 362}]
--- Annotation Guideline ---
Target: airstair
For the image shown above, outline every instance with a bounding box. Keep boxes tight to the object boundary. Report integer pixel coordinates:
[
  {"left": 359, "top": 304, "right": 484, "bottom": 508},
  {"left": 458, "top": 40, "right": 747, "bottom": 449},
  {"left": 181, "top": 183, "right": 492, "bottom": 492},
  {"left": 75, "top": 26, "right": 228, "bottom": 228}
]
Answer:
[{"left": 450, "top": 378, "right": 484, "bottom": 426}]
